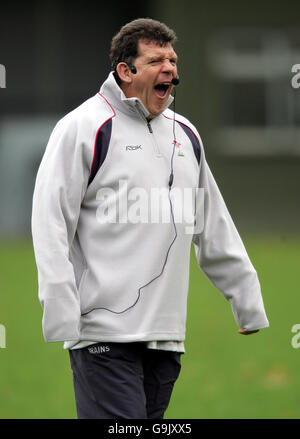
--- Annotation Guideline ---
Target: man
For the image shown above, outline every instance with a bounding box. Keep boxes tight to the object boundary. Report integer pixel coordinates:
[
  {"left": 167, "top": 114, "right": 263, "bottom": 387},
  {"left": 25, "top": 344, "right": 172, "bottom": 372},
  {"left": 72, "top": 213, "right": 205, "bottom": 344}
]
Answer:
[{"left": 31, "top": 18, "right": 269, "bottom": 419}]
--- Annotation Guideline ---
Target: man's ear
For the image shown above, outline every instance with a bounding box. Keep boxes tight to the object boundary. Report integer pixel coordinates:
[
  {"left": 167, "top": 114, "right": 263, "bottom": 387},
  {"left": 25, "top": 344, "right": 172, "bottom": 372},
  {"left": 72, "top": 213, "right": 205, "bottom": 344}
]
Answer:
[{"left": 116, "top": 62, "right": 133, "bottom": 84}]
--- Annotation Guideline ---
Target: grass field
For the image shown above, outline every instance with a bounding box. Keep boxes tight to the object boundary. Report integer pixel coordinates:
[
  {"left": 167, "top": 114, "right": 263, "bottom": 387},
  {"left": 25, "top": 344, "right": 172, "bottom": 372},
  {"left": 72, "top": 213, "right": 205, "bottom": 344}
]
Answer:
[{"left": 0, "top": 233, "right": 299, "bottom": 419}]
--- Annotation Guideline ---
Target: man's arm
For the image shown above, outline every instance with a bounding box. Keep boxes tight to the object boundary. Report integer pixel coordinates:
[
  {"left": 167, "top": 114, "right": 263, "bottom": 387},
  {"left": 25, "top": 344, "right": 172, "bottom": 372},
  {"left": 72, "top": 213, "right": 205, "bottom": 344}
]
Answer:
[
  {"left": 193, "top": 153, "right": 269, "bottom": 334},
  {"left": 31, "top": 116, "right": 92, "bottom": 342}
]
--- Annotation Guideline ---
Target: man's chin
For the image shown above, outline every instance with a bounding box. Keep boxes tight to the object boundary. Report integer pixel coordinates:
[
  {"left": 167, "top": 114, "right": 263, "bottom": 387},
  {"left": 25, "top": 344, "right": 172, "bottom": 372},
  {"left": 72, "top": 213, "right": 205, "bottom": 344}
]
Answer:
[
  {"left": 148, "top": 110, "right": 163, "bottom": 119},
  {"left": 149, "top": 103, "right": 168, "bottom": 118}
]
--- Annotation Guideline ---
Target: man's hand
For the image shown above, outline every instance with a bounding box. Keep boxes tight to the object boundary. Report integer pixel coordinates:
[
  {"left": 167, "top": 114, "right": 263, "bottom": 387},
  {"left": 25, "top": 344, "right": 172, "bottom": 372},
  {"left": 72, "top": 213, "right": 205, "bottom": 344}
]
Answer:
[{"left": 238, "top": 328, "right": 260, "bottom": 335}]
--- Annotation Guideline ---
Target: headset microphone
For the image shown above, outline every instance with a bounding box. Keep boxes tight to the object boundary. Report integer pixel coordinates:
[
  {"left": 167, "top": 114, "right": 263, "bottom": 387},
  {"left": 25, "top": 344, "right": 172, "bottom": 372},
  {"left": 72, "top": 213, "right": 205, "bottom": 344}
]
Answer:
[{"left": 130, "top": 65, "right": 137, "bottom": 74}]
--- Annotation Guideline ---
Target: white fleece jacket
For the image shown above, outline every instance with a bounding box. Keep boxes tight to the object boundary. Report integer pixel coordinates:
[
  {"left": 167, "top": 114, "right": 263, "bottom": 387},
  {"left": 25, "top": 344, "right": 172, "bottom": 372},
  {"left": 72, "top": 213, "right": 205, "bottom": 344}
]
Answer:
[{"left": 31, "top": 72, "right": 269, "bottom": 345}]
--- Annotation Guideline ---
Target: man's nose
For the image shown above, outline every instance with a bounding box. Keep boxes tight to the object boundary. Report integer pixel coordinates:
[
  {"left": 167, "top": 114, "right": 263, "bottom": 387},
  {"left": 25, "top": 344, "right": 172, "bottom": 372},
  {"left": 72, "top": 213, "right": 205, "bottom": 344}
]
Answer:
[{"left": 162, "top": 59, "right": 176, "bottom": 75}]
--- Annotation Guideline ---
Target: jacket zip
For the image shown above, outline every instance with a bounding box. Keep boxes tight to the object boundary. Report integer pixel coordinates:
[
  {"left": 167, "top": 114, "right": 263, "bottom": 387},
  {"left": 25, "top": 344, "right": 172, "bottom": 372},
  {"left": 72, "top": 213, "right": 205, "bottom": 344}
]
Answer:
[
  {"left": 135, "top": 101, "right": 162, "bottom": 157},
  {"left": 146, "top": 120, "right": 153, "bottom": 133}
]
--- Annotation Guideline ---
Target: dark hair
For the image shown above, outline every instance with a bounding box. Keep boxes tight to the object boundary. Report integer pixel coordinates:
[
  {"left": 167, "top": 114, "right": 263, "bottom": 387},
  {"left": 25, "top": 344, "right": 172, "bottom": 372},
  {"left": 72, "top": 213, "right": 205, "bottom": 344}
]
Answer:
[{"left": 110, "top": 18, "right": 177, "bottom": 82}]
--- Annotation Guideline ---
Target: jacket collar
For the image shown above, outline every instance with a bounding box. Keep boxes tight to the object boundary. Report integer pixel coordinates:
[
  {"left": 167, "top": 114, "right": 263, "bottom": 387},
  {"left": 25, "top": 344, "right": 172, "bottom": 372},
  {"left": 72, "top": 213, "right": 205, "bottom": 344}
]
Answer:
[{"left": 99, "top": 72, "right": 174, "bottom": 120}]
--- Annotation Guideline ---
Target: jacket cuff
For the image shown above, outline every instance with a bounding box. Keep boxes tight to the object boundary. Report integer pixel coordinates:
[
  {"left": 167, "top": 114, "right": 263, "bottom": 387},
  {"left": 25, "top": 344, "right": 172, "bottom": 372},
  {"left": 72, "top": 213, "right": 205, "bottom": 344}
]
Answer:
[{"left": 41, "top": 297, "right": 81, "bottom": 342}]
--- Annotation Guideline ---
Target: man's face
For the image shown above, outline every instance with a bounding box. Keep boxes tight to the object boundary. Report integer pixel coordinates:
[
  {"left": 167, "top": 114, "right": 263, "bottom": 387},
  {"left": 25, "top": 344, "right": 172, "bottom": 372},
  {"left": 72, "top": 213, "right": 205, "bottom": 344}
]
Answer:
[{"left": 125, "top": 40, "right": 178, "bottom": 119}]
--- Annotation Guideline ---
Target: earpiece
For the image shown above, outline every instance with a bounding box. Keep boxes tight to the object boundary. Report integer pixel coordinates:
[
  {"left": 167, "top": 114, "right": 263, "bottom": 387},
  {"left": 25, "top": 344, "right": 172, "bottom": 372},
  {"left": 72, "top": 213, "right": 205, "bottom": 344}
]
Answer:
[{"left": 130, "top": 65, "right": 137, "bottom": 74}]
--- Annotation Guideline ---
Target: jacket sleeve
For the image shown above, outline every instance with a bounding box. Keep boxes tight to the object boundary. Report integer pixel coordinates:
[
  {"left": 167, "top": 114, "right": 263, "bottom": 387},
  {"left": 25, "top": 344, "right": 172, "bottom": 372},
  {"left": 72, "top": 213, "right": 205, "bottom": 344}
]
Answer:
[
  {"left": 192, "top": 151, "right": 269, "bottom": 331},
  {"left": 31, "top": 116, "right": 92, "bottom": 342}
]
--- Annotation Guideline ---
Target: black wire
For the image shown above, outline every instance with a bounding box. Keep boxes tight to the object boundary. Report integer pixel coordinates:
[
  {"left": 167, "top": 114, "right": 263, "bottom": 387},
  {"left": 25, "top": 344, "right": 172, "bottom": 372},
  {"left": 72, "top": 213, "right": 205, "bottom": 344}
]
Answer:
[
  {"left": 169, "top": 88, "right": 177, "bottom": 187},
  {"left": 81, "top": 90, "right": 178, "bottom": 317}
]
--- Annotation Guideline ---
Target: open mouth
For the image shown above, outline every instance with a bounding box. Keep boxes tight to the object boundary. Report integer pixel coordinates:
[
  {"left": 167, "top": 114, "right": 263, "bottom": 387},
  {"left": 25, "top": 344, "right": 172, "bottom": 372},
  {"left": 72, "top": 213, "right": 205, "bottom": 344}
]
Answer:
[{"left": 154, "top": 83, "right": 171, "bottom": 98}]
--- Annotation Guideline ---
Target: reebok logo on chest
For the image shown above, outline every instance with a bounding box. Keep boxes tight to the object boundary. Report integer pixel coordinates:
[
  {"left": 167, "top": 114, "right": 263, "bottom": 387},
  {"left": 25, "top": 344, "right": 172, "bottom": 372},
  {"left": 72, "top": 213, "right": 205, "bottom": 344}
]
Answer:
[{"left": 125, "top": 145, "right": 142, "bottom": 151}]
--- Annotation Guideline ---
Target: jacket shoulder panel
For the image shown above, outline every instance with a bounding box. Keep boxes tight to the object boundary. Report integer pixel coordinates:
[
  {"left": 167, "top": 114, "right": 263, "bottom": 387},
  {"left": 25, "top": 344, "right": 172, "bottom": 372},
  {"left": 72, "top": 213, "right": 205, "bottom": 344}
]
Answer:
[
  {"left": 50, "top": 93, "right": 116, "bottom": 178},
  {"left": 163, "top": 109, "right": 203, "bottom": 164},
  {"left": 87, "top": 93, "right": 116, "bottom": 185},
  {"left": 55, "top": 94, "right": 115, "bottom": 133}
]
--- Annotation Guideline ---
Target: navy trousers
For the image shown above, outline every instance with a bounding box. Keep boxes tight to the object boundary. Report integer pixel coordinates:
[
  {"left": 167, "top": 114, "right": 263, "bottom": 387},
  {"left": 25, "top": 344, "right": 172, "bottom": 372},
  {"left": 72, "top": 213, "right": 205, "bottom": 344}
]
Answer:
[{"left": 69, "top": 342, "right": 182, "bottom": 419}]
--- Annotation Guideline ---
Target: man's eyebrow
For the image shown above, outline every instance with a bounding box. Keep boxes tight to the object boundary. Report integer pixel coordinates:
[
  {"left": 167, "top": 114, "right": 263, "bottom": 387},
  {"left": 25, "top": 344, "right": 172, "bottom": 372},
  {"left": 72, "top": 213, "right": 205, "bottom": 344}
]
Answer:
[
  {"left": 147, "top": 55, "right": 164, "bottom": 61},
  {"left": 147, "top": 54, "right": 178, "bottom": 62}
]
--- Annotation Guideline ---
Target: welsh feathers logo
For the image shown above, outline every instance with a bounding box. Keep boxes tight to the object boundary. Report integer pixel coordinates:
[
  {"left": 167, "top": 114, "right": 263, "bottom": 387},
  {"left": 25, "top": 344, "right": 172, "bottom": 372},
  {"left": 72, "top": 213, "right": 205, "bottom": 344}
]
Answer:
[{"left": 173, "top": 140, "right": 184, "bottom": 157}]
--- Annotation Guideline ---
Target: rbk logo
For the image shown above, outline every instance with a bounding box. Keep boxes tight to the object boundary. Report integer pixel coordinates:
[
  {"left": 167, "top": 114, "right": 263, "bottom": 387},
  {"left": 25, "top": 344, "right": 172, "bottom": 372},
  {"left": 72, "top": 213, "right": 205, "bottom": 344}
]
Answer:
[{"left": 126, "top": 145, "right": 142, "bottom": 151}]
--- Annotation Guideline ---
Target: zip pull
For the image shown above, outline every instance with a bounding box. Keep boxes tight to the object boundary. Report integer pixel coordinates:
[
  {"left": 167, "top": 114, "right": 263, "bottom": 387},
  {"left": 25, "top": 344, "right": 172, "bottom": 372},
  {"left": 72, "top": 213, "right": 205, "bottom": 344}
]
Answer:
[{"left": 147, "top": 121, "right": 153, "bottom": 133}]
